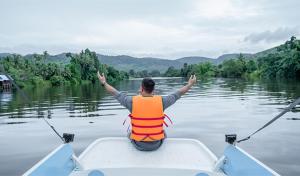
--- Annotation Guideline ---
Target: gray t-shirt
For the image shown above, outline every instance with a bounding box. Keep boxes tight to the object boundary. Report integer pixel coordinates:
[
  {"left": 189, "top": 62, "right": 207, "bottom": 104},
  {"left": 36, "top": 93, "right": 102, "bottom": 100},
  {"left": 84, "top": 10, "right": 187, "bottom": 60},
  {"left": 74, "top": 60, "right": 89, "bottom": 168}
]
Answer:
[{"left": 114, "top": 91, "right": 181, "bottom": 112}]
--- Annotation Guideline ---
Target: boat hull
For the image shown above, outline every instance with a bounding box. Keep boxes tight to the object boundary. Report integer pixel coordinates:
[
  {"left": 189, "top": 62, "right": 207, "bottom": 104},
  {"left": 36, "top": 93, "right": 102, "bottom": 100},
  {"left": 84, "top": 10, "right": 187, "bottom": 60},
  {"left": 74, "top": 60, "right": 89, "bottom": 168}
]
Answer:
[{"left": 23, "top": 137, "right": 280, "bottom": 176}]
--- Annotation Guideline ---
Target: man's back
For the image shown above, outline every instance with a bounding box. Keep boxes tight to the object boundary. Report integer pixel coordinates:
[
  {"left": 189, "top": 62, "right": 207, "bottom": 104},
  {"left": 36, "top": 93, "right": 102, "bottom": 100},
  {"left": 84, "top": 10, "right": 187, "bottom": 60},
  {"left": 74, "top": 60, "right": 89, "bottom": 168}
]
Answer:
[
  {"left": 97, "top": 72, "right": 197, "bottom": 150},
  {"left": 114, "top": 91, "right": 181, "bottom": 112}
]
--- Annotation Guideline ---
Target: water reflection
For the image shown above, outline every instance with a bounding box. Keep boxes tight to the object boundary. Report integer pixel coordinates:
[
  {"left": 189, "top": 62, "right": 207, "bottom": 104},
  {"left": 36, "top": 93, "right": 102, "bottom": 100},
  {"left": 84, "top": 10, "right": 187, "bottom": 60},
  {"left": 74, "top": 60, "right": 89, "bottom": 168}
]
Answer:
[
  {"left": 0, "top": 91, "right": 12, "bottom": 106},
  {"left": 0, "top": 78, "right": 299, "bottom": 176}
]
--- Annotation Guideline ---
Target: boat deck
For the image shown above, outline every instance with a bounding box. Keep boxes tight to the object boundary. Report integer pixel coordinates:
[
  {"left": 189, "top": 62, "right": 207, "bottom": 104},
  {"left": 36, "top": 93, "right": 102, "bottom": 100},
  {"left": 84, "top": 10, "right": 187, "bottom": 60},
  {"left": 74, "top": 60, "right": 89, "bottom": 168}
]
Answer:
[
  {"left": 23, "top": 137, "right": 280, "bottom": 176},
  {"left": 77, "top": 137, "right": 223, "bottom": 176}
]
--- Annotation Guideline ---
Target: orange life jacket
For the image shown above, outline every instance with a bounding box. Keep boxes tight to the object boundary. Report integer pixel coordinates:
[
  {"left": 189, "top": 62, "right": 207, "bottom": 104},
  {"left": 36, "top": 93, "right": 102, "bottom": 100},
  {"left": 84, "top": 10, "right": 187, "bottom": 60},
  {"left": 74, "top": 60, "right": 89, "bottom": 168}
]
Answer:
[{"left": 129, "top": 95, "right": 170, "bottom": 142}]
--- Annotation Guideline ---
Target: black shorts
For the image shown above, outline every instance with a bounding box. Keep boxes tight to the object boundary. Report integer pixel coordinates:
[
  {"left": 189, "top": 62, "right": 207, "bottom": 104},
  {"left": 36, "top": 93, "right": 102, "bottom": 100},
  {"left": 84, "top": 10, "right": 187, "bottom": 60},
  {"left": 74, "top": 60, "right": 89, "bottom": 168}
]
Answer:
[
  {"left": 131, "top": 139, "right": 164, "bottom": 151},
  {"left": 128, "top": 132, "right": 166, "bottom": 151}
]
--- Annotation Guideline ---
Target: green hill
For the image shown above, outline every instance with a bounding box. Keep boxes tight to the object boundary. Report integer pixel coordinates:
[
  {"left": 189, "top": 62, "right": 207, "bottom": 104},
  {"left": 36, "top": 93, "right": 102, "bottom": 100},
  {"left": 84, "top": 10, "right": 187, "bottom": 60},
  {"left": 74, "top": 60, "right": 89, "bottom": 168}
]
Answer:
[
  {"left": 0, "top": 42, "right": 287, "bottom": 72},
  {"left": 97, "top": 54, "right": 182, "bottom": 72}
]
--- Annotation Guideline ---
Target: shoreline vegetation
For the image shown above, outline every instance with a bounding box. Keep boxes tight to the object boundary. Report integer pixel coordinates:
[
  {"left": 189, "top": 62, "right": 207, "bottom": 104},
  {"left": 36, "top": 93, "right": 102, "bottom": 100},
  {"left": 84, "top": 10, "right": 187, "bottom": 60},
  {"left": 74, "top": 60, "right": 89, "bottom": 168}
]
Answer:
[
  {"left": 0, "top": 37, "right": 299, "bottom": 89},
  {"left": 0, "top": 49, "right": 129, "bottom": 88},
  {"left": 161, "top": 37, "right": 300, "bottom": 80}
]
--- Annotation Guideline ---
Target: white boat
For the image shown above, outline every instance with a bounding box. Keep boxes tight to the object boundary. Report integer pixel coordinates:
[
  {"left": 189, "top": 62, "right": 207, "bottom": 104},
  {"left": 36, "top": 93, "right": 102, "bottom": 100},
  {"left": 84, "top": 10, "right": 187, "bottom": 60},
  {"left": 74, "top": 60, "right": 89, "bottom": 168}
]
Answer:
[{"left": 23, "top": 137, "right": 280, "bottom": 176}]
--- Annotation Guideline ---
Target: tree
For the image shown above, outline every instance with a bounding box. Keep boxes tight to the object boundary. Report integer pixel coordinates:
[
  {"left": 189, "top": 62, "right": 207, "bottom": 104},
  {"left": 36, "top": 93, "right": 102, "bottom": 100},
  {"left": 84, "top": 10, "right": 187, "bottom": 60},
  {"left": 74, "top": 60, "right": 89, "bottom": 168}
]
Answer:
[
  {"left": 246, "top": 60, "right": 257, "bottom": 73},
  {"left": 0, "top": 49, "right": 128, "bottom": 87},
  {"left": 67, "top": 49, "right": 101, "bottom": 83},
  {"left": 258, "top": 36, "right": 300, "bottom": 79},
  {"left": 141, "top": 70, "right": 149, "bottom": 77},
  {"left": 150, "top": 70, "right": 160, "bottom": 77},
  {"left": 129, "top": 69, "right": 135, "bottom": 77},
  {"left": 192, "top": 62, "right": 216, "bottom": 78},
  {"left": 164, "top": 66, "right": 181, "bottom": 77},
  {"left": 180, "top": 63, "right": 192, "bottom": 77}
]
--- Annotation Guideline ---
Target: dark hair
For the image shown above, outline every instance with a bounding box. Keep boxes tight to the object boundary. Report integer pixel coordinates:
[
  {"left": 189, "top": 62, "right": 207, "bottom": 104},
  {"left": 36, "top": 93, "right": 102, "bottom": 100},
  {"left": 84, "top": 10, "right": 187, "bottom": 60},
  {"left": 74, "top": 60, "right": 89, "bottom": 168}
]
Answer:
[{"left": 142, "top": 78, "right": 155, "bottom": 93}]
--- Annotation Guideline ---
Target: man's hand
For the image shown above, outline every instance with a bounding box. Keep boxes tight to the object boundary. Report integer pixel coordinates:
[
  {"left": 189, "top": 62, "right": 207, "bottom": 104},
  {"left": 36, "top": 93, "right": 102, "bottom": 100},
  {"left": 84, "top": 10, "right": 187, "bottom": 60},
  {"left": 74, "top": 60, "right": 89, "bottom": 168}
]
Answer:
[
  {"left": 97, "top": 71, "right": 106, "bottom": 85},
  {"left": 178, "top": 74, "right": 197, "bottom": 95},
  {"left": 97, "top": 71, "right": 118, "bottom": 95},
  {"left": 188, "top": 74, "right": 197, "bottom": 86}
]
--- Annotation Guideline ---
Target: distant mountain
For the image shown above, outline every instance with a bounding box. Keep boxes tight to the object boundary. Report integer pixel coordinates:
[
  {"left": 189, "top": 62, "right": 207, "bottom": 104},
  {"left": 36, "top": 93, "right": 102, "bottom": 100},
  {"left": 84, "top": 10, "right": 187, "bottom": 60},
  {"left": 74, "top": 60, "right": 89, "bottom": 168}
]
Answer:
[
  {"left": 215, "top": 53, "right": 254, "bottom": 64},
  {"left": 97, "top": 54, "right": 257, "bottom": 71},
  {"left": 0, "top": 52, "right": 265, "bottom": 72},
  {"left": 254, "top": 47, "right": 278, "bottom": 58},
  {"left": 23, "top": 53, "right": 70, "bottom": 64},
  {"left": 176, "top": 56, "right": 214, "bottom": 64},
  {"left": 0, "top": 53, "right": 12, "bottom": 58},
  {"left": 97, "top": 54, "right": 183, "bottom": 72},
  {"left": 0, "top": 44, "right": 282, "bottom": 72}
]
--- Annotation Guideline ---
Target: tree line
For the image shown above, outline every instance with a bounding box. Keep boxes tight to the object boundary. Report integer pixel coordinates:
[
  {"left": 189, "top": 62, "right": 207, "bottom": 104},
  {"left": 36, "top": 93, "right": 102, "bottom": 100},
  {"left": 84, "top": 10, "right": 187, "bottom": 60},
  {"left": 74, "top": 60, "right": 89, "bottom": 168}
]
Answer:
[
  {"left": 0, "top": 49, "right": 128, "bottom": 87},
  {"left": 164, "top": 37, "right": 300, "bottom": 80},
  {"left": 1, "top": 37, "right": 299, "bottom": 88},
  {"left": 128, "top": 69, "right": 161, "bottom": 78}
]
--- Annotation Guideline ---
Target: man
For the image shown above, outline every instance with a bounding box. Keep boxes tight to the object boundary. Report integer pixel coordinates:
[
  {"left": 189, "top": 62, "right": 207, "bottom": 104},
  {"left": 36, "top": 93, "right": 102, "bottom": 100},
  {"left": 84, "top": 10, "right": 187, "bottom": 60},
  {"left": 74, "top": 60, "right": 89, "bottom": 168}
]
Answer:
[{"left": 97, "top": 71, "right": 196, "bottom": 151}]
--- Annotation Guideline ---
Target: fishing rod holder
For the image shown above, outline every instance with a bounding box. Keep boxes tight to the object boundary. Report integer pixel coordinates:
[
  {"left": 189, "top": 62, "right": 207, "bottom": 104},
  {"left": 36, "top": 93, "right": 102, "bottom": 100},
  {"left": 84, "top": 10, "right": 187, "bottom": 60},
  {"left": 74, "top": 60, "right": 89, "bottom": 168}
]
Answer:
[
  {"left": 225, "top": 134, "right": 237, "bottom": 145},
  {"left": 63, "top": 133, "right": 75, "bottom": 143}
]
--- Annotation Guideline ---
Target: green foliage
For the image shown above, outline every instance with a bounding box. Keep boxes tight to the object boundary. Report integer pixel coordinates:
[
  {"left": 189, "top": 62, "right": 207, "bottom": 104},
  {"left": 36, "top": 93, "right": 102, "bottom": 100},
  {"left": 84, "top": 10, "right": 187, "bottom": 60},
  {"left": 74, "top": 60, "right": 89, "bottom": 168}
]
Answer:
[
  {"left": 66, "top": 49, "right": 100, "bottom": 83},
  {"left": 219, "top": 55, "right": 247, "bottom": 78},
  {"left": 245, "top": 60, "right": 257, "bottom": 73},
  {"left": 180, "top": 63, "right": 193, "bottom": 77},
  {"left": 1, "top": 37, "right": 299, "bottom": 86},
  {"left": 66, "top": 50, "right": 129, "bottom": 83},
  {"left": 1, "top": 54, "right": 37, "bottom": 84},
  {"left": 31, "top": 76, "right": 45, "bottom": 86},
  {"left": 50, "top": 76, "right": 65, "bottom": 86},
  {"left": 191, "top": 62, "right": 216, "bottom": 79},
  {"left": 129, "top": 69, "right": 161, "bottom": 78},
  {"left": 106, "top": 66, "right": 129, "bottom": 82},
  {"left": 165, "top": 62, "right": 216, "bottom": 79},
  {"left": 130, "top": 70, "right": 147, "bottom": 78},
  {"left": 0, "top": 49, "right": 128, "bottom": 87},
  {"left": 150, "top": 70, "right": 161, "bottom": 77},
  {"left": 165, "top": 37, "right": 300, "bottom": 80},
  {"left": 164, "top": 66, "right": 181, "bottom": 77},
  {"left": 258, "top": 36, "right": 300, "bottom": 79},
  {"left": 129, "top": 69, "right": 135, "bottom": 77}
]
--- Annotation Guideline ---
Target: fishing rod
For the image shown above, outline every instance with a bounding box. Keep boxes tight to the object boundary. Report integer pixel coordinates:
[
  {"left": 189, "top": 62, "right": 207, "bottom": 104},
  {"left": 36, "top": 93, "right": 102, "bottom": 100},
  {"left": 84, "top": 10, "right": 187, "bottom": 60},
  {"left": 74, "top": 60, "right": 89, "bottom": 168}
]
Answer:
[
  {"left": 226, "top": 97, "right": 300, "bottom": 144},
  {"left": 0, "top": 66, "right": 74, "bottom": 143}
]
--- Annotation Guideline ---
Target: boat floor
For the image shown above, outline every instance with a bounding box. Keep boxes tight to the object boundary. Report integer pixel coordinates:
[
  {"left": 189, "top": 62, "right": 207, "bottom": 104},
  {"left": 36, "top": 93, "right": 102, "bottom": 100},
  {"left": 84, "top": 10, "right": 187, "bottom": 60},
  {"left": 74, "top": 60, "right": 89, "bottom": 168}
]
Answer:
[{"left": 77, "top": 137, "right": 224, "bottom": 176}]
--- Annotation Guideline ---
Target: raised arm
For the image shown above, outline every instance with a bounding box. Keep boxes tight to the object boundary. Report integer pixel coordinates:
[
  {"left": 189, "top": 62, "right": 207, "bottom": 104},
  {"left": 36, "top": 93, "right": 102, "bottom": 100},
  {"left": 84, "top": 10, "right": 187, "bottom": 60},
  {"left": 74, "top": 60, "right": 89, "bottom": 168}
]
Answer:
[
  {"left": 97, "top": 71, "right": 118, "bottom": 96},
  {"left": 162, "top": 74, "right": 197, "bottom": 110},
  {"left": 178, "top": 75, "right": 197, "bottom": 95}
]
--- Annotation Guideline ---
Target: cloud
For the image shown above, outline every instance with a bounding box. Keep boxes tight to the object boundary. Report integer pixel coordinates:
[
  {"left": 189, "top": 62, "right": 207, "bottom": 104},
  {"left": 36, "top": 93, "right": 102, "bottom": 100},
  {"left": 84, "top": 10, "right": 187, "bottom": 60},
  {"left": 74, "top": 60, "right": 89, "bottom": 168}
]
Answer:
[
  {"left": 244, "top": 27, "right": 300, "bottom": 43},
  {"left": 0, "top": 0, "right": 300, "bottom": 58},
  {"left": 189, "top": 0, "right": 260, "bottom": 19}
]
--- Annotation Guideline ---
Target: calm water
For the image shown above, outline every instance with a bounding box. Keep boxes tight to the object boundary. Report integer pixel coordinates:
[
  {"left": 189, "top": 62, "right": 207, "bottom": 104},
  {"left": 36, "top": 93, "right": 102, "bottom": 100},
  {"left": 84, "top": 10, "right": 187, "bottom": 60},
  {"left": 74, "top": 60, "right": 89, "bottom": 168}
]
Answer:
[{"left": 0, "top": 78, "right": 300, "bottom": 176}]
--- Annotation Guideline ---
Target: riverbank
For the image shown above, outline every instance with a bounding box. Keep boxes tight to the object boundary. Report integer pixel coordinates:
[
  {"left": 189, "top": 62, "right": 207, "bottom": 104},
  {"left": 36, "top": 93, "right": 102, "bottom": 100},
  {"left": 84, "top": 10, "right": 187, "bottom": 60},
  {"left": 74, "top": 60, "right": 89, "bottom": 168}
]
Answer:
[{"left": 0, "top": 49, "right": 128, "bottom": 88}]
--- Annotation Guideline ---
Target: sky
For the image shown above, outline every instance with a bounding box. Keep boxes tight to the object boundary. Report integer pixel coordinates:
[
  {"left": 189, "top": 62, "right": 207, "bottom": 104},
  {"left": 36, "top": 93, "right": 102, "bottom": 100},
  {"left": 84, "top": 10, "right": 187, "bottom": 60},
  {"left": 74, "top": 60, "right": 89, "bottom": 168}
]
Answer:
[{"left": 0, "top": 0, "right": 299, "bottom": 59}]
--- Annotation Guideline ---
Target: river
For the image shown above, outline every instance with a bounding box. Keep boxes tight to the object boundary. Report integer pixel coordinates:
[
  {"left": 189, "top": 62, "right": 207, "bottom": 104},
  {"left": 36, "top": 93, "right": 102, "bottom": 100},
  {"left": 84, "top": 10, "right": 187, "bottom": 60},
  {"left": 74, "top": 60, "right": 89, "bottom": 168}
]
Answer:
[{"left": 0, "top": 77, "right": 300, "bottom": 176}]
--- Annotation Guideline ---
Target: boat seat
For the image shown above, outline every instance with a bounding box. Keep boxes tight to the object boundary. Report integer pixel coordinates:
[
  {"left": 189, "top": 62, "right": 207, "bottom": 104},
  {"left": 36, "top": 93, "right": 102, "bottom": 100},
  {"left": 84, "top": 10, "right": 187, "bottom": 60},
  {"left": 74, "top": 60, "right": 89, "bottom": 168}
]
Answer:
[
  {"left": 79, "top": 137, "right": 218, "bottom": 171},
  {"left": 77, "top": 137, "right": 227, "bottom": 176}
]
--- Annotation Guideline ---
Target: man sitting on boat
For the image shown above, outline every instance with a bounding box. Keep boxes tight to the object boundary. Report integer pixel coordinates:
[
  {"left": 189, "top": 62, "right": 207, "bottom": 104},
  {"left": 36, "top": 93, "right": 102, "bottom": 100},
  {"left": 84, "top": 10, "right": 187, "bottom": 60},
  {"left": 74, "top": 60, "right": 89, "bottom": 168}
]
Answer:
[{"left": 97, "top": 71, "right": 197, "bottom": 151}]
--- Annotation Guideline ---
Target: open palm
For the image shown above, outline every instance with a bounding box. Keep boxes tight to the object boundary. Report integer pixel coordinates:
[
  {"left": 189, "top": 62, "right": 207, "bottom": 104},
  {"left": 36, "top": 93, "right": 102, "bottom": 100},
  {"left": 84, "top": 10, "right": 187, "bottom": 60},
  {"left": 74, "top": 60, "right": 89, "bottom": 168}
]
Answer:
[
  {"left": 97, "top": 71, "right": 106, "bottom": 84},
  {"left": 188, "top": 75, "right": 196, "bottom": 86}
]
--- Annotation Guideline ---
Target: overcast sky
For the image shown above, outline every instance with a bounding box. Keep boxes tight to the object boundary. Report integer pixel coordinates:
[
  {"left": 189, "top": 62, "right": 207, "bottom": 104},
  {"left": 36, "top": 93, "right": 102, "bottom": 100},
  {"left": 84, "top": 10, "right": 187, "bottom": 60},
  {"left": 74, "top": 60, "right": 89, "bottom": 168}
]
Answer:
[{"left": 0, "top": 0, "right": 299, "bottom": 59}]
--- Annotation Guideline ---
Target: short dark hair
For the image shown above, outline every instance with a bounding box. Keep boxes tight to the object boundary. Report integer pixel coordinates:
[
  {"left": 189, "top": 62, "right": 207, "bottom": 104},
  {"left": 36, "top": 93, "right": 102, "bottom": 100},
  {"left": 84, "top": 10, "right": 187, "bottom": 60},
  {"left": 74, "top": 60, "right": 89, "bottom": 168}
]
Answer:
[{"left": 142, "top": 78, "right": 155, "bottom": 93}]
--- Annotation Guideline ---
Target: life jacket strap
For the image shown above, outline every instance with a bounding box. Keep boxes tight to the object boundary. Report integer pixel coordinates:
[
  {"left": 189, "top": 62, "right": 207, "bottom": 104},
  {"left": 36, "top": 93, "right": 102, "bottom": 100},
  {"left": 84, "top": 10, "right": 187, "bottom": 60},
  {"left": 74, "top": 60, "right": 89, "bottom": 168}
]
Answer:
[
  {"left": 129, "top": 114, "right": 165, "bottom": 120},
  {"left": 131, "top": 130, "right": 164, "bottom": 136},
  {"left": 141, "top": 135, "right": 157, "bottom": 141},
  {"left": 163, "top": 121, "right": 168, "bottom": 127},
  {"left": 128, "top": 114, "right": 173, "bottom": 128},
  {"left": 132, "top": 123, "right": 163, "bottom": 128},
  {"left": 164, "top": 114, "right": 173, "bottom": 124}
]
